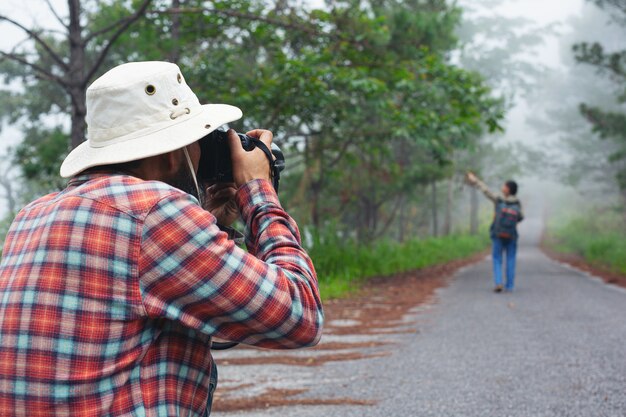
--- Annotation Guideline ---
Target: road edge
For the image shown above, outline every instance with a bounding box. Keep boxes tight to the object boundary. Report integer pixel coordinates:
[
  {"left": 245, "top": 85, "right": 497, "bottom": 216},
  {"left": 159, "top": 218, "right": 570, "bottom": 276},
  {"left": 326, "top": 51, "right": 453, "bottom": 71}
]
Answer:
[{"left": 540, "top": 233, "right": 626, "bottom": 290}]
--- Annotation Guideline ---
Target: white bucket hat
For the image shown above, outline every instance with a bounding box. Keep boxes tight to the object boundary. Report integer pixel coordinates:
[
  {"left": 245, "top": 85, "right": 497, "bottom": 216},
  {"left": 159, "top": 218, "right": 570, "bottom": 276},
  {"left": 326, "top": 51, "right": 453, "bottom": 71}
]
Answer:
[{"left": 60, "top": 61, "right": 242, "bottom": 178}]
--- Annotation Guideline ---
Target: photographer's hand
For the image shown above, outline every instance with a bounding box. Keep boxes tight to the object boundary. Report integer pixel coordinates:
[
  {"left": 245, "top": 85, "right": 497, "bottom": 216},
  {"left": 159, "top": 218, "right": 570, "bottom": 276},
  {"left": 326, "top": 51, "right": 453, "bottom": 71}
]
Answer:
[
  {"left": 228, "top": 129, "right": 273, "bottom": 188},
  {"left": 203, "top": 182, "right": 239, "bottom": 226}
]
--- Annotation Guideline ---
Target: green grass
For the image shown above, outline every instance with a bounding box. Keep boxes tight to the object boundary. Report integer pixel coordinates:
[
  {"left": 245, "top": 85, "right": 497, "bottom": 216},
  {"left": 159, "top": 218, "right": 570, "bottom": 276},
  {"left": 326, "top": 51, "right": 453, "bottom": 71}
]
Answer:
[
  {"left": 307, "top": 233, "right": 490, "bottom": 300},
  {"left": 547, "top": 211, "right": 626, "bottom": 276}
]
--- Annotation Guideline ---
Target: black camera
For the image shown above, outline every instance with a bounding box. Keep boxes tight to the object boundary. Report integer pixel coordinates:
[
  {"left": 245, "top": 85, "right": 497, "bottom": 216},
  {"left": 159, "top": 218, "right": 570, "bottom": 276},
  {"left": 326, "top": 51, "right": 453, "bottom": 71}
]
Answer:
[{"left": 198, "top": 129, "right": 285, "bottom": 191}]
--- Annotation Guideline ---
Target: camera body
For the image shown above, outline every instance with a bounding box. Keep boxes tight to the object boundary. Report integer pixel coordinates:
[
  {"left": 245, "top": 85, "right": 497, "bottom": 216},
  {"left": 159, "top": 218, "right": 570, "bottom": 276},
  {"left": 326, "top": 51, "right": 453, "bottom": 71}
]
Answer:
[{"left": 197, "top": 130, "right": 285, "bottom": 190}]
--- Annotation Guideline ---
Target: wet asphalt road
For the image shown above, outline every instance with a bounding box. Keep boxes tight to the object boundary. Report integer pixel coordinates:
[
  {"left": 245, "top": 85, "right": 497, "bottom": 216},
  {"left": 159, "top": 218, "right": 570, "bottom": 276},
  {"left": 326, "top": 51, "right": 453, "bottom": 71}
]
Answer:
[{"left": 214, "top": 217, "right": 626, "bottom": 417}]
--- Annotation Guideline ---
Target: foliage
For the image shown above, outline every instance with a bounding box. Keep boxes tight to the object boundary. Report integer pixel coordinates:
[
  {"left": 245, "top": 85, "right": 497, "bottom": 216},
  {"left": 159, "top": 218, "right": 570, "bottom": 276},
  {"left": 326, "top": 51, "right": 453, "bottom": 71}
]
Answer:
[
  {"left": 573, "top": 0, "right": 626, "bottom": 192},
  {"left": 153, "top": 0, "right": 504, "bottom": 239},
  {"left": 308, "top": 228, "right": 490, "bottom": 299},
  {"left": 525, "top": 1, "right": 625, "bottom": 219},
  {"left": 0, "top": 1, "right": 506, "bottom": 303},
  {"left": 547, "top": 209, "right": 626, "bottom": 275},
  {"left": 12, "top": 126, "right": 68, "bottom": 194},
  {"left": 456, "top": 0, "right": 552, "bottom": 103},
  {"left": 0, "top": 0, "right": 504, "bottom": 242},
  {"left": 451, "top": 0, "right": 552, "bottom": 233}
]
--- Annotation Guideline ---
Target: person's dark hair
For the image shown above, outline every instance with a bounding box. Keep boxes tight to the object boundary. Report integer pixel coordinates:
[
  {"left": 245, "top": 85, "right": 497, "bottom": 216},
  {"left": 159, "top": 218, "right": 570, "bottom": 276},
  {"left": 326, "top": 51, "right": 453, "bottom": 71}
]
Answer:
[
  {"left": 505, "top": 180, "right": 518, "bottom": 196},
  {"left": 83, "top": 160, "right": 143, "bottom": 175}
]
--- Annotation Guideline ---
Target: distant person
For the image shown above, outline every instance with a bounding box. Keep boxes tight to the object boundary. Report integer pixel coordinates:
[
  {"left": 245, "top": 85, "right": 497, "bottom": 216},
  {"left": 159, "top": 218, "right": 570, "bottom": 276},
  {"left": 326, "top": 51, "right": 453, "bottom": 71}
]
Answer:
[{"left": 466, "top": 172, "right": 524, "bottom": 293}]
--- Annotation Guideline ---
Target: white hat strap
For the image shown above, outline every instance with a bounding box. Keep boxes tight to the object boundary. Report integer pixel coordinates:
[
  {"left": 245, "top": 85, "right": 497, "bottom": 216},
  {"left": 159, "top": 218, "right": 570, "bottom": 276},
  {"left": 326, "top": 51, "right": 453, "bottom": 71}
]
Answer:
[{"left": 183, "top": 146, "right": 202, "bottom": 206}]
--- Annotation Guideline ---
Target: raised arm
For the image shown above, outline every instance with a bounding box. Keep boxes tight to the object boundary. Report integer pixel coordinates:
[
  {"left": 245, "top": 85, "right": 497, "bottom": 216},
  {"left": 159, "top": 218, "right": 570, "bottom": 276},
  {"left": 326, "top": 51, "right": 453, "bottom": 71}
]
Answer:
[
  {"left": 466, "top": 172, "right": 498, "bottom": 203},
  {"left": 138, "top": 182, "right": 323, "bottom": 349}
]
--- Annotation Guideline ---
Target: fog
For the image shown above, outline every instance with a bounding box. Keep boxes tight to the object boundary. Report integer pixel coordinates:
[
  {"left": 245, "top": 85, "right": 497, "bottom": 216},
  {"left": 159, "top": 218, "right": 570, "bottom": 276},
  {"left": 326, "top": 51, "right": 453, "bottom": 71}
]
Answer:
[{"left": 457, "top": 0, "right": 624, "bottom": 235}]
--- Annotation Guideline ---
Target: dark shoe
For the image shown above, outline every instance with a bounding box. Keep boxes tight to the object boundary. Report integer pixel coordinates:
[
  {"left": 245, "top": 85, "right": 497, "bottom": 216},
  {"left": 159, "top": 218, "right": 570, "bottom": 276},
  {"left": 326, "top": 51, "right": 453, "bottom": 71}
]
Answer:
[{"left": 493, "top": 285, "right": 503, "bottom": 293}]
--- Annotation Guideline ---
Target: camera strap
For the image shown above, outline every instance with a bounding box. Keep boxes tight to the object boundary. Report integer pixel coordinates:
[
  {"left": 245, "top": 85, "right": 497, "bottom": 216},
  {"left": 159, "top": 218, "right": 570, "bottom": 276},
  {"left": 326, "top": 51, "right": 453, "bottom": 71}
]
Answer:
[
  {"left": 248, "top": 138, "right": 280, "bottom": 191},
  {"left": 183, "top": 146, "right": 203, "bottom": 206}
]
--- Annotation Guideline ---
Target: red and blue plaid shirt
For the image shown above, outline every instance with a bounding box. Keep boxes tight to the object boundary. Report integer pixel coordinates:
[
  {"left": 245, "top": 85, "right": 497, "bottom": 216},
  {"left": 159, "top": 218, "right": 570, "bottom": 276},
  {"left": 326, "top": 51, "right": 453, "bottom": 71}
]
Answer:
[{"left": 0, "top": 172, "right": 323, "bottom": 416}]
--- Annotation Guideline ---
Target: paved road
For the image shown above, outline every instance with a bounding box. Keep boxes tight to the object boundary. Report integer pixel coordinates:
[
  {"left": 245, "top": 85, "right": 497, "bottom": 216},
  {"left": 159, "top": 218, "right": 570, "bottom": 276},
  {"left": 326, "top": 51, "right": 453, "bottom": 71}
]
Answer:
[{"left": 214, "top": 216, "right": 626, "bottom": 417}]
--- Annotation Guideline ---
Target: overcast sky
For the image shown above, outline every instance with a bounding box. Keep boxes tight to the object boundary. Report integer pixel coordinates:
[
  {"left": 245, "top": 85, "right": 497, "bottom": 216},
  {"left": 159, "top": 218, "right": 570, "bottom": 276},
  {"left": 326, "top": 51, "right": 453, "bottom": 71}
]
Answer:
[{"left": 495, "top": 0, "right": 584, "bottom": 23}]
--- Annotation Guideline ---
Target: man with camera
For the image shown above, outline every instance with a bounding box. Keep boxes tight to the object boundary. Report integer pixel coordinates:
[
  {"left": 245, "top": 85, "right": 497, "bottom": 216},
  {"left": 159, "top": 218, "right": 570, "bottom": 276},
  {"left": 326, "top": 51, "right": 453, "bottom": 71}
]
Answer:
[{"left": 0, "top": 61, "right": 323, "bottom": 415}]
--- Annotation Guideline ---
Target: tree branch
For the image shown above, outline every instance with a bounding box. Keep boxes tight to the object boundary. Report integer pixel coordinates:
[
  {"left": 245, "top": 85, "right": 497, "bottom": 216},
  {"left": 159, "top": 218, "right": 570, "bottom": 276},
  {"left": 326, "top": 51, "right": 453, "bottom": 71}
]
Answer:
[
  {"left": 0, "top": 51, "right": 69, "bottom": 88},
  {"left": 326, "top": 137, "right": 354, "bottom": 169},
  {"left": 0, "top": 15, "right": 69, "bottom": 71},
  {"left": 160, "top": 6, "right": 320, "bottom": 37},
  {"left": 83, "top": 0, "right": 152, "bottom": 85},
  {"left": 594, "top": 0, "right": 626, "bottom": 15},
  {"left": 84, "top": 9, "right": 146, "bottom": 43},
  {"left": 153, "top": 6, "right": 371, "bottom": 52},
  {"left": 45, "top": 0, "right": 69, "bottom": 29},
  {"left": 374, "top": 194, "right": 404, "bottom": 239}
]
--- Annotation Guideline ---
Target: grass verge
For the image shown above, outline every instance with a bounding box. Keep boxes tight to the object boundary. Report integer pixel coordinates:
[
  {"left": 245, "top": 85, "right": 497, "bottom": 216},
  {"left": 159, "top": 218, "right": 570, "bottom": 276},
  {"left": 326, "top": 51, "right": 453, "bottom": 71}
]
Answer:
[
  {"left": 545, "top": 213, "right": 626, "bottom": 276},
  {"left": 308, "top": 234, "right": 490, "bottom": 300}
]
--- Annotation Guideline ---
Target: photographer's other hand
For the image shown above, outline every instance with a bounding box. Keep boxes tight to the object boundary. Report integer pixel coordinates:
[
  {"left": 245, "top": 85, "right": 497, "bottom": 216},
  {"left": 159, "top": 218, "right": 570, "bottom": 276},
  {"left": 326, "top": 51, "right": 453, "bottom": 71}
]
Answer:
[
  {"left": 228, "top": 128, "right": 273, "bottom": 188},
  {"left": 203, "top": 182, "right": 239, "bottom": 226},
  {"left": 466, "top": 171, "right": 478, "bottom": 184}
]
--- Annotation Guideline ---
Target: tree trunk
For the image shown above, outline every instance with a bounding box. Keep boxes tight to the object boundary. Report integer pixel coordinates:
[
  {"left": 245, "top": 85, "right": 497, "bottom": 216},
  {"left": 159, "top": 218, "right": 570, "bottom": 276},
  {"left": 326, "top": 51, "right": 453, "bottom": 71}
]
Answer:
[
  {"left": 443, "top": 179, "right": 453, "bottom": 235},
  {"left": 309, "top": 137, "right": 323, "bottom": 229},
  {"left": 470, "top": 186, "right": 479, "bottom": 235},
  {"left": 5, "top": 180, "right": 16, "bottom": 216},
  {"left": 0, "top": 177, "right": 17, "bottom": 217},
  {"left": 311, "top": 182, "right": 321, "bottom": 229},
  {"left": 398, "top": 197, "right": 406, "bottom": 242},
  {"left": 621, "top": 189, "right": 626, "bottom": 230},
  {"left": 370, "top": 199, "right": 378, "bottom": 239},
  {"left": 431, "top": 180, "right": 438, "bottom": 237},
  {"left": 168, "top": 0, "right": 181, "bottom": 62},
  {"left": 70, "top": 89, "right": 88, "bottom": 148},
  {"left": 68, "top": 0, "right": 87, "bottom": 149}
]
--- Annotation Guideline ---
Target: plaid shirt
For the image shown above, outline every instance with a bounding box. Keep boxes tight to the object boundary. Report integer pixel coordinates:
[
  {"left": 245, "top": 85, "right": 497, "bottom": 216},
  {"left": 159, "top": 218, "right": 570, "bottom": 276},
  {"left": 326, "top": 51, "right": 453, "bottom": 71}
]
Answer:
[{"left": 0, "top": 172, "right": 323, "bottom": 416}]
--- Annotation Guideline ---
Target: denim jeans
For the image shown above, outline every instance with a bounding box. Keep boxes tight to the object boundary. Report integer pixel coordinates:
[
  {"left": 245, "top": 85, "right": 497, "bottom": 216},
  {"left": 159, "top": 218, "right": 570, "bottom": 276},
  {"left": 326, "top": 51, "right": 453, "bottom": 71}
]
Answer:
[{"left": 491, "top": 237, "right": 518, "bottom": 290}]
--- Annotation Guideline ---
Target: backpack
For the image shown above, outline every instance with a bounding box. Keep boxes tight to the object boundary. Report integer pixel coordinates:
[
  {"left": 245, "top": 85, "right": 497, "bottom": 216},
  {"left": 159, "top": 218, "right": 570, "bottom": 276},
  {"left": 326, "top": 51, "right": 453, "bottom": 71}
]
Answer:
[{"left": 494, "top": 200, "right": 521, "bottom": 239}]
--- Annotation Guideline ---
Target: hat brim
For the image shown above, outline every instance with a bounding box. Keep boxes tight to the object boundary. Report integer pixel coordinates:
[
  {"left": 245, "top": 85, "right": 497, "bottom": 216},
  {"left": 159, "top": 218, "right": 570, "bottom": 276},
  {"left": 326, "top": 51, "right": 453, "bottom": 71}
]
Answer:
[{"left": 60, "top": 103, "right": 243, "bottom": 178}]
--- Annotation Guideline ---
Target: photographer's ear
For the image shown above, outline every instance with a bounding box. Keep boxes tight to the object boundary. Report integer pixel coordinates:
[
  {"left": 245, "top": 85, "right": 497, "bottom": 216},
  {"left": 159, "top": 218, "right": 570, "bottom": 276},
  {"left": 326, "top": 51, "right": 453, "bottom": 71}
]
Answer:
[
  {"left": 136, "top": 152, "right": 178, "bottom": 181},
  {"left": 166, "top": 151, "right": 182, "bottom": 176}
]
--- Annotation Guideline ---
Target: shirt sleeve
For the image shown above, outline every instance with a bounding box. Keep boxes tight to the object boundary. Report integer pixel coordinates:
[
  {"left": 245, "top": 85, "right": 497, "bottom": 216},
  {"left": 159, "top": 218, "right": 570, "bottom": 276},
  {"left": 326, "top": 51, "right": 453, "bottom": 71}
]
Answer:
[
  {"left": 138, "top": 179, "right": 323, "bottom": 349},
  {"left": 473, "top": 178, "right": 499, "bottom": 203}
]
